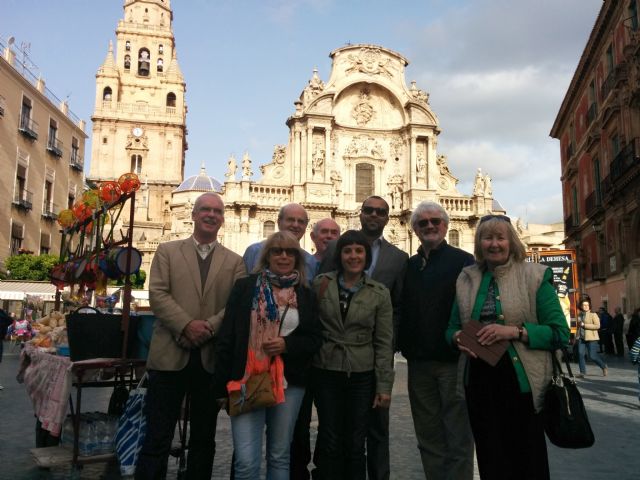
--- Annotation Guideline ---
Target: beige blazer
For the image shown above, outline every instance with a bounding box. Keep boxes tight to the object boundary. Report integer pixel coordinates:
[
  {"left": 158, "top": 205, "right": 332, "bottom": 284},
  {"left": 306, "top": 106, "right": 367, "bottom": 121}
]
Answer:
[
  {"left": 147, "top": 238, "right": 246, "bottom": 372},
  {"left": 580, "top": 311, "right": 600, "bottom": 342}
]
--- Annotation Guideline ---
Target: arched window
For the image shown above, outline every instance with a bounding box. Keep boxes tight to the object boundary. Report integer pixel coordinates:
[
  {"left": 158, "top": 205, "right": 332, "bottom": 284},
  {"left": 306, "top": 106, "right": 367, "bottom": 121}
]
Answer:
[
  {"left": 124, "top": 54, "right": 131, "bottom": 70},
  {"left": 158, "top": 44, "right": 164, "bottom": 54},
  {"left": 138, "top": 48, "right": 150, "bottom": 76},
  {"left": 103, "top": 86, "right": 112, "bottom": 101},
  {"left": 157, "top": 58, "right": 163, "bottom": 72},
  {"left": 125, "top": 40, "right": 131, "bottom": 51},
  {"left": 130, "top": 155, "right": 142, "bottom": 174},
  {"left": 449, "top": 229, "right": 460, "bottom": 247},
  {"left": 166, "top": 92, "right": 176, "bottom": 107},
  {"left": 263, "top": 221, "right": 275, "bottom": 238},
  {"left": 355, "top": 163, "right": 374, "bottom": 202}
]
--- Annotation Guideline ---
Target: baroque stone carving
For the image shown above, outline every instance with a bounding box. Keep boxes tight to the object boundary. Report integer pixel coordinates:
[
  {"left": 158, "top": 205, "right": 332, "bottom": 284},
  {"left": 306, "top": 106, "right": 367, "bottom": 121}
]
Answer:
[
  {"left": 390, "top": 137, "right": 404, "bottom": 160},
  {"left": 272, "top": 145, "right": 286, "bottom": 164},
  {"left": 473, "top": 168, "right": 492, "bottom": 197},
  {"left": 345, "top": 135, "right": 384, "bottom": 159},
  {"left": 410, "top": 81, "right": 430, "bottom": 104},
  {"left": 345, "top": 47, "right": 394, "bottom": 78},
  {"left": 437, "top": 154, "right": 451, "bottom": 175},
  {"left": 303, "top": 68, "right": 325, "bottom": 105},
  {"left": 416, "top": 144, "right": 426, "bottom": 180},
  {"left": 352, "top": 89, "right": 375, "bottom": 126}
]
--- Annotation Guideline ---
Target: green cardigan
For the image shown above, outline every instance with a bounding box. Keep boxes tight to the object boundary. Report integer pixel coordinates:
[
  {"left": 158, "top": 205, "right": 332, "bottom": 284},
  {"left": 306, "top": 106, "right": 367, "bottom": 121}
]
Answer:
[{"left": 446, "top": 260, "right": 569, "bottom": 412}]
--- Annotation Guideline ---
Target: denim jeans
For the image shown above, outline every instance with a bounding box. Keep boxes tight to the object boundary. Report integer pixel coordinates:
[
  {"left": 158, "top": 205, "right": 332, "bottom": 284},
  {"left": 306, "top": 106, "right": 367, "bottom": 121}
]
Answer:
[
  {"left": 313, "top": 368, "right": 375, "bottom": 480},
  {"left": 231, "top": 385, "right": 305, "bottom": 480},
  {"left": 578, "top": 340, "right": 607, "bottom": 374}
]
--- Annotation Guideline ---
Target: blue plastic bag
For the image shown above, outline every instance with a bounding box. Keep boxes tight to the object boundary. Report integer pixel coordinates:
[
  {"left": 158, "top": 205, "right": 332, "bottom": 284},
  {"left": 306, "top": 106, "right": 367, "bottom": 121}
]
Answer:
[{"left": 114, "top": 374, "right": 147, "bottom": 476}]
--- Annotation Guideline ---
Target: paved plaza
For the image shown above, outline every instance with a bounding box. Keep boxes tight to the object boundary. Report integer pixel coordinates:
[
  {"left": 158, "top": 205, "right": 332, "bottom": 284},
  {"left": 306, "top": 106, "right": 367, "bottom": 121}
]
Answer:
[{"left": 0, "top": 343, "right": 638, "bottom": 479}]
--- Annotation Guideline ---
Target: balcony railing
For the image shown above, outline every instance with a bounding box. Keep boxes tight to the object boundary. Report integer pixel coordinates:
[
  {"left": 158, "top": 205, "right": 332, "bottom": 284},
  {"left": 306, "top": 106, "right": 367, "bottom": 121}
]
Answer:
[
  {"left": 47, "top": 137, "right": 64, "bottom": 157},
  {"left": 601, "top": 174, "right": 612, "bottom": 197},
  {"left": 584, "top": 190, "right": 603, "bottom": 217},
  {"left": 0, "top": 94, "right": 5, "bottom": 117},
  {"left": 590, "top": 262, "right": 606, "bottom": 281},
  {"left": 587, "top": 103, "right": 598, "bottom": 125},
  {"left": 41, "top": 202, "right": 59, "bottom": 221},
  {"left": 13, "top": 190, "right": 33, "bottom": 210},
  {"left": 610, "top": 138, "right": 639, "bottom": 182},
  {"left": 19, "top": 116, "right": 38, "bottom": 139},
  {"left": 70, "top": 152, "right": 84, "bottom": 171}
]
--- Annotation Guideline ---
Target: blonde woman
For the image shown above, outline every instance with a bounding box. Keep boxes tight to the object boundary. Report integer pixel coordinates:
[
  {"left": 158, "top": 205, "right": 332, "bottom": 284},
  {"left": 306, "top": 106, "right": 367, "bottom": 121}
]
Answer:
[{"left": 576, "top": 299, "right": 608, "bottom": 377}]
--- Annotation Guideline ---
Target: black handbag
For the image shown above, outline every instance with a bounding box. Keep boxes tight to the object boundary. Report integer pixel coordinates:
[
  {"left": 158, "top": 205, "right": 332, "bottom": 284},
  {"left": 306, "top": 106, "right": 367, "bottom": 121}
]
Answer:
[{"left": 543, "top": 345, "right": 595, "bottom": 448}]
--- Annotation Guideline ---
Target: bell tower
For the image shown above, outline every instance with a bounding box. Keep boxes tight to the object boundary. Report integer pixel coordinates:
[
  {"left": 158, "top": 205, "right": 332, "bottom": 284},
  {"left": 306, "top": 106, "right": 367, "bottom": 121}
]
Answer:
[{"left": 89, "top": 0, "right": 186, "bottom": 237}]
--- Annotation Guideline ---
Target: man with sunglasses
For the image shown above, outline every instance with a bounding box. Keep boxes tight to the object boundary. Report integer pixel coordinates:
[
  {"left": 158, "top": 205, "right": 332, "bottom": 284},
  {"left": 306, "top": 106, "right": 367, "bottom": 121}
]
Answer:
[
  {"left": 314, "top": 195, "right": 408, "bottom": 480},
  {"left": 242, "top": 203, "right": 317, "bottom": 282},
  {"left": 398, "top": 200, "right": 474, "bottom": 480}
]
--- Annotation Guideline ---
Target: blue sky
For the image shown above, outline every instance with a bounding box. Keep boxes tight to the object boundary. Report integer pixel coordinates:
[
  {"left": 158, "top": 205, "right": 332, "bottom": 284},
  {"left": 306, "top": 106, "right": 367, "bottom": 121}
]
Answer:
[{"left": 2, "top": 0, "right": 603, "bottom": 223}]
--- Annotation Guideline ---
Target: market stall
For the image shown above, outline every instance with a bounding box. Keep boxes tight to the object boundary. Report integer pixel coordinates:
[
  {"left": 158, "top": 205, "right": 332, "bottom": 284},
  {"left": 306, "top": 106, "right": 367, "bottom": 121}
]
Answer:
[{"left": 19, "top": 173, "right": 151, "bottom": 470}]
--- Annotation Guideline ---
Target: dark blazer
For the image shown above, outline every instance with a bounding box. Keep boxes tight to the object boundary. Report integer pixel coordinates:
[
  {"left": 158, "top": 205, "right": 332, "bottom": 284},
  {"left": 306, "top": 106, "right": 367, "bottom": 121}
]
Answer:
[
  {"left": 320, "top": 236, "right": 408, "bottom": 345},
  {"left": 213, "top": 274, "right": 322, "bottom": 398}
]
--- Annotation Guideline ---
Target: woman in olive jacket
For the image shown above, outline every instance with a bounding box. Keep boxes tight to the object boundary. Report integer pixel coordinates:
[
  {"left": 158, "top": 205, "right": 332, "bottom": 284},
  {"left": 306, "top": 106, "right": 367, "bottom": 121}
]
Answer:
[{"left": 311, "top": 230, "right": 394, "bottom": 480}]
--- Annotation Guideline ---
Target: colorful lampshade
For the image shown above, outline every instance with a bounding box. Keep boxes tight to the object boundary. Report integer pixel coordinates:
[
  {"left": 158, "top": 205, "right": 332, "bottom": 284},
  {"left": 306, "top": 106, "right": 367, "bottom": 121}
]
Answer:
[
  {"left": 99, "top": 181, "right": 121, "bottom": 204},
  {"left": 118, "top": 172, "right": 141, "bottom": 194}
]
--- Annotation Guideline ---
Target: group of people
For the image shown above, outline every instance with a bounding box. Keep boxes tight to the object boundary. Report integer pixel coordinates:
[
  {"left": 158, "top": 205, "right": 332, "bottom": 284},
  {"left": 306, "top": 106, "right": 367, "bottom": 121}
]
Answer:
[{"left": 134, "top": 191, "right": 570, "bottom": 480}]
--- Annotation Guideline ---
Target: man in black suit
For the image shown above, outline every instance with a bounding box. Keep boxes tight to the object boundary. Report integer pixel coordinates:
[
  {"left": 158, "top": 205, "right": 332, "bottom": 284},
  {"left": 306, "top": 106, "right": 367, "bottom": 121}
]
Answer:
[{"left": 317, "top": 195, "right": 408, "bottom": 480}]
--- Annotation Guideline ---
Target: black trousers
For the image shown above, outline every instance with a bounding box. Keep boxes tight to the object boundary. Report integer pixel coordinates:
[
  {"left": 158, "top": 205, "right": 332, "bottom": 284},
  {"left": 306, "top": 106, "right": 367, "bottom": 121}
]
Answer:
[
  {"left": 313, "top": 368, "right": 375, "bottom": 480},
  {"left": 136, "top": 351, "right": 220, "bottom": 480},
  {"left": 466, "top": 355, "right": 549, "bottom": 480}
]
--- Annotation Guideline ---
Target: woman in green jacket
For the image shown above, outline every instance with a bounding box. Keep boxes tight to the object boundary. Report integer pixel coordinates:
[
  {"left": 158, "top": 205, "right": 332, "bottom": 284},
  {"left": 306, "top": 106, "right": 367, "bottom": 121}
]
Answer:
[
  {"left": 446, "top": 215, "right": 569, "bottom": 480},
  {"left": 312, "top": 230, "right": 394, "bottom": 480}
]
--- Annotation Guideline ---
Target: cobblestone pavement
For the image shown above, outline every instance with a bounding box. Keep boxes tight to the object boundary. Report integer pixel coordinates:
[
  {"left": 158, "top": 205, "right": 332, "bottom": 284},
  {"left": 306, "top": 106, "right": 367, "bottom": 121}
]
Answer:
[{"left": 1, "top": 343, "right": 639, "bottom": 479}]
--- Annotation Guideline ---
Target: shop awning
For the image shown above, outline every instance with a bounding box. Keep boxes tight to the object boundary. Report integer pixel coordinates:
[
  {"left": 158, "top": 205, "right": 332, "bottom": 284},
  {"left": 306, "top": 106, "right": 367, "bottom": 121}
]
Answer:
[{"left": 0, "top": 281, "right": 59, "bottom": 301}]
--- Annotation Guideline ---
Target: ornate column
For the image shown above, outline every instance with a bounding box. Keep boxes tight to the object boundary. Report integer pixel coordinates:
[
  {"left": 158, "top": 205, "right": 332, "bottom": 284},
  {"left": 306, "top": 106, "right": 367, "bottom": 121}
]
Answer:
[
  {"left": 410, "top": 135, "right": 417, "bottom": 188},
  {"left": 325, "top": 127, "right": 332, "bottom": 181}
]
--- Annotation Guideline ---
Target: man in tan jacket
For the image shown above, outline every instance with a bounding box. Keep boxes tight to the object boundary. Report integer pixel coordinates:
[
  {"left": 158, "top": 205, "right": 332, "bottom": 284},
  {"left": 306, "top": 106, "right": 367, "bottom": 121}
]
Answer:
[{"left": 136, "top": 193, "right": 246, "bottom": 480}]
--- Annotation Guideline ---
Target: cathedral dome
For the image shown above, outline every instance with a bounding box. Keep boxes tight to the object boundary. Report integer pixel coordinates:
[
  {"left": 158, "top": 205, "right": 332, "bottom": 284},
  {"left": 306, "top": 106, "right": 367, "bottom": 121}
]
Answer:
[{"left": 175, "top": 164, "right": 222, "bottom": 192}]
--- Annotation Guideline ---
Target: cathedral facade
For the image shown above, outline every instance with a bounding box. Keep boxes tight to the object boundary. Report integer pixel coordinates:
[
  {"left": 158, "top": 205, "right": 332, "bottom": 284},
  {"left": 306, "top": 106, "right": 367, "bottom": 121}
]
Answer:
[{"left": 90, "top": 1, "right": 502, "bottom": 280}]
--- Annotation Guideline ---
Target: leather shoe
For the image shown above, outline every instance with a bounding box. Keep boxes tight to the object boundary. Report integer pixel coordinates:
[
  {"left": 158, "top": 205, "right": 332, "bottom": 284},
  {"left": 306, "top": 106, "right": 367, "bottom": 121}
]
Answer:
[{"left": 602, "top": 367, "right": 608, "bottom": 377}]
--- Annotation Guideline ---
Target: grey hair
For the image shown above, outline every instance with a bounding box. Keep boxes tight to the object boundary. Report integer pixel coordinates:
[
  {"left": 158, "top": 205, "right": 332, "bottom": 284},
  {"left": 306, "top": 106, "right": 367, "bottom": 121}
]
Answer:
[
  {"left": 410, "top": 201, "right": 449, "bottom": 229},
  {"left": 277, "top": 203, "right": 309, "bottom": 223}
]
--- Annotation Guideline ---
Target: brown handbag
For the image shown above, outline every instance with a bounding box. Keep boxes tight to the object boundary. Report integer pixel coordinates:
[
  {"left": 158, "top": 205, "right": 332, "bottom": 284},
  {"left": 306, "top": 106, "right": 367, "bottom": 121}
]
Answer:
[
  {"left": 228, "top": 370, "right": 276, "bottom": 416},
  {"left": 227, "top": 305, "right": 289, "bottom": 416}
]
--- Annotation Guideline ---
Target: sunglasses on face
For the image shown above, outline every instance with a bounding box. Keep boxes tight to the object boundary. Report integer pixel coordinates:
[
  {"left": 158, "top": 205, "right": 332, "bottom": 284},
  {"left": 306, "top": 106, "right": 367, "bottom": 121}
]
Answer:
[
  {"left": 269, "top": 247, "right": 298, "bottom": 257},
  {"left": 361, "top": 206, "right": 388, "bottom": 216},
  {"left": 417, "top": 217, "right": 442, "bottom": 228},
  {"left": 479, "top": 214, "right": 511, "bottom": 224}
]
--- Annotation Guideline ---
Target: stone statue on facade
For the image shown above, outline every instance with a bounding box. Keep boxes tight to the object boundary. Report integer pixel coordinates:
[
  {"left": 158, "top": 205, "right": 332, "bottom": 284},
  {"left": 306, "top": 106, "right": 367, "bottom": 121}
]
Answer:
[
  {"left": 416, "top": 147, "right": 427, "bottom": 181},
  {"left": 388, "top": 174, "right": 404, "bottom": 211},
  {"left": 473, "top": 168, "right": 485, "bottom": 196},
  {"left": 241, "top": 152, "right": 253, "bottom": 180},
  {"left": 225, "top": 154, "right": 237, "bottom": 180},
  {"left": 484, "top": 173, "right": 493, "bottom": 197},
  {"left": 312, "top": 143, "right": 325, "bottom": 178},
  {"left": 437, "top": 154, "right": 451, "bottom": 175}
]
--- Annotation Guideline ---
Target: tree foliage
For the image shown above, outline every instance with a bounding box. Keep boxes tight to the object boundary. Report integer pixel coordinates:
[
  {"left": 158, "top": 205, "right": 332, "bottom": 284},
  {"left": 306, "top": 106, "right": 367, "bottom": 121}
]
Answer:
[
  {"left": 5, "top": 254, "right": 60, "bottom": 281},
  {"left": 109, "top": 269, "right": 147, "bottom": 289}
]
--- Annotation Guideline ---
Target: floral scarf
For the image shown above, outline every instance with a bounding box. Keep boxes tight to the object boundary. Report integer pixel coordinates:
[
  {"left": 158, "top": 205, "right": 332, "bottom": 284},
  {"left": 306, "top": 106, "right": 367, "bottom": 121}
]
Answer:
[{"left": 226, "top": 269, "right": 299, "bottom": 404}]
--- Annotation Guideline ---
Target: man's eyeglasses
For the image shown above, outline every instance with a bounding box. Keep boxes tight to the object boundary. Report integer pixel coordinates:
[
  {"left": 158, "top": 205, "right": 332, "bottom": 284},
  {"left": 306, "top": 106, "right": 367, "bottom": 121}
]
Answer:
[
  {"left": 479, "top": 214, "right": 511, "bottom": 224},
  {"left": 269, "top": 247, "right": 298, "bottom": 257},
  {"left": 417, "top": 217, "right": 443, "bottom": 228},
  {"left": 361, "top": 206, "right": 388, "bottom": 216}
]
